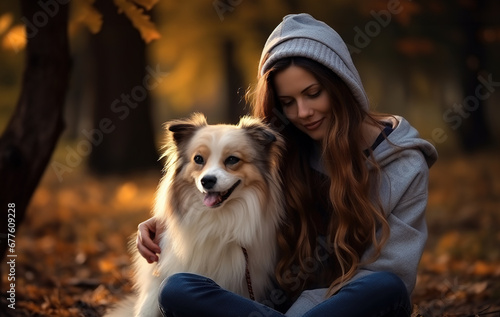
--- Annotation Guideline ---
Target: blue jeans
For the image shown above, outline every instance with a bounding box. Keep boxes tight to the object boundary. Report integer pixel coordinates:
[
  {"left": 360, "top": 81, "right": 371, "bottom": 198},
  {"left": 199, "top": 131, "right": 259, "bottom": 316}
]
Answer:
[{"left": 158, "top": 271, "right": 411, "bottom": 317}]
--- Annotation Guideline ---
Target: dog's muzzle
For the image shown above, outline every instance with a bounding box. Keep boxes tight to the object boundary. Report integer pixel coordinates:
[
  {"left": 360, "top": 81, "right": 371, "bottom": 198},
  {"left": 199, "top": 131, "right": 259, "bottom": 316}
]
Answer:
[{"left": 201, "top": 177, "right": 241, "bottom": 208}]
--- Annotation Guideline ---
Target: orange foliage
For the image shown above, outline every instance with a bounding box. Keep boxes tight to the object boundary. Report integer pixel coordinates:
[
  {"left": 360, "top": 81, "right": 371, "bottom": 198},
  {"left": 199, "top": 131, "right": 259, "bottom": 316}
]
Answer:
[
  {"left": 113, "top": 0, "right": 161, "bottom": 43},
  {"left": 0, "top": 13, "right": 13, "bottom": 35},
  {"left": 1, "top": 24, "right": 26, "bottom": 51},
  {"left": 69, "top": 0, "right": 103, "bottom": 35}
]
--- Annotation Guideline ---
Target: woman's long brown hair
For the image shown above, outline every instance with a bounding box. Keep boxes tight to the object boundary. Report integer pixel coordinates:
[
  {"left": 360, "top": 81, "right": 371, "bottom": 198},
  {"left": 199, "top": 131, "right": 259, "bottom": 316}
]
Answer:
[{"left": 248, "top": 57, "right": 390, "bottom": 299}]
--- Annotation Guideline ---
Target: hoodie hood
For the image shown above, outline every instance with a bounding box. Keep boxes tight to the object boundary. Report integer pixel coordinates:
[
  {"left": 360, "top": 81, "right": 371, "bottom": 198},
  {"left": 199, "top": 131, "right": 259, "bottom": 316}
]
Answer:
[
  {"left": 259, "top": 13, "right": 370, "bottom": 111},
  {"left": 373, "top": 116, "right": 438, "bottom": 168}
]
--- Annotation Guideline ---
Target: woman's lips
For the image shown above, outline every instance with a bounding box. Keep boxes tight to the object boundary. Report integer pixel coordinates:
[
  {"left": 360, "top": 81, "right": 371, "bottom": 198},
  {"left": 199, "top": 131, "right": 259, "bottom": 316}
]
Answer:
[{"left": 304, "top": 118, "right": 323, "bottom": 130}]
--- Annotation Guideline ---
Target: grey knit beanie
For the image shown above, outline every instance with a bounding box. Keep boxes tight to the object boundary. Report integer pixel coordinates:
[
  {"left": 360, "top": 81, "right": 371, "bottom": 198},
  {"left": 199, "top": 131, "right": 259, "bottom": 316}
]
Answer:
[{"left": 259, "top": 13, "right": 369, "bottom": 110}]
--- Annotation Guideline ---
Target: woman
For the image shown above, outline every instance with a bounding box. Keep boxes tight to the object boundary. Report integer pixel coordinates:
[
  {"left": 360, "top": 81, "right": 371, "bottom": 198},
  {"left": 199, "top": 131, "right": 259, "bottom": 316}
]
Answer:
[{"left": 137, "top": 13, "right": 437, "bottom": 316}]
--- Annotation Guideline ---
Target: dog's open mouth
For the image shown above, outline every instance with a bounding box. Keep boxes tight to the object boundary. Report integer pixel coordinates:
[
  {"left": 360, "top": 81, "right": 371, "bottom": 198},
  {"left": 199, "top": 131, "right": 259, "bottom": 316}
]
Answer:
[{"left": 203, "top": 180, "right": 241, "bottom": 208}]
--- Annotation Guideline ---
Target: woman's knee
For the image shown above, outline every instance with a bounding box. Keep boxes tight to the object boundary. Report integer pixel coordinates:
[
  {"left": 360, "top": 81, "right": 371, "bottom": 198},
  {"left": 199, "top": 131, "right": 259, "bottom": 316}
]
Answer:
[
  {"left": 158, "top": 273, "right": 206, "bottom": 311},
  {"left": 347, "top": 272, "right": 410, "bottom": 305},
  {"left": 344, "top": 272, "right": 410, "bottom": 316},
  {"left": 368, "top": 272, "right": 408, "bottom": 296},
  {"left": 364, "top": 272, "right": 411, "bottom": 315}
]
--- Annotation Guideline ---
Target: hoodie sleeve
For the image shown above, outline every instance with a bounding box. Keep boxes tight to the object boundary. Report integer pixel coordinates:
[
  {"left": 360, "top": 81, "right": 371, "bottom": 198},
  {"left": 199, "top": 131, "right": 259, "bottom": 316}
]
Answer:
[{"left": 351, "top": 148, "right": 431, "bottom": 295}]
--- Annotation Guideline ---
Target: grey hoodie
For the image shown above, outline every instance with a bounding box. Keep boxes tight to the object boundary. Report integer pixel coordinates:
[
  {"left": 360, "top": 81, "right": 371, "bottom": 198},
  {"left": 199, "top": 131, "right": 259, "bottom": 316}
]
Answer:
[{"left": 286, "top": 116, "right": 438, "bottom": 316}]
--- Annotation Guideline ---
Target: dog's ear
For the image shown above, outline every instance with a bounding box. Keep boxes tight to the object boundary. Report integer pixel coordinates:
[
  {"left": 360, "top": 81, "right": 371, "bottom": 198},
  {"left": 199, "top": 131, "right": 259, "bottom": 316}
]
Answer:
[
  {"left": 167, "top": 113, "right": 207, "bottom": 145},
  {"left": 238, "top": 116, "right": 280, "bottom": 148}
]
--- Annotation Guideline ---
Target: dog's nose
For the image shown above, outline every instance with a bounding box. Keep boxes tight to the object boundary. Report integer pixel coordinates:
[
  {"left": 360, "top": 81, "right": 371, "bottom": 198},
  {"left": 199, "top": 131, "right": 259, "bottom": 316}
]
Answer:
[{"left": 201, "top": 175, "right": 217, "bottom": 190}]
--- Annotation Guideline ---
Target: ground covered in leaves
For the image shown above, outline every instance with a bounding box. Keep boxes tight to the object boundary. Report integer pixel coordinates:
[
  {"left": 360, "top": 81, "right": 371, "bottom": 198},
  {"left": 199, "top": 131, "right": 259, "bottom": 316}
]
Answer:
[{"left": 1, "top": 150, "right": 500, "bottom": 316}]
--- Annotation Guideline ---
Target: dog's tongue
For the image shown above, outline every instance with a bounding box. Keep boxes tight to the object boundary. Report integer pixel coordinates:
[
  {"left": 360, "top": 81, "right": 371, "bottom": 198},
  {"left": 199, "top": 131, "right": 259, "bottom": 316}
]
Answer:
[{"left": 203, "top": 192, "right": 221, "bottom": 207}]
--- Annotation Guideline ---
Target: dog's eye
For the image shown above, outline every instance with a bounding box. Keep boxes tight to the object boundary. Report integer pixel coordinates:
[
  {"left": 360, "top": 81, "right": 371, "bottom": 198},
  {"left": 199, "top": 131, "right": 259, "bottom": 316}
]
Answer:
[
  {"left": 193, "top": 155, "right": 204, "bottom": 165},
  {"left": 225, "top": 156, "right": 240, "bottom": 165}
]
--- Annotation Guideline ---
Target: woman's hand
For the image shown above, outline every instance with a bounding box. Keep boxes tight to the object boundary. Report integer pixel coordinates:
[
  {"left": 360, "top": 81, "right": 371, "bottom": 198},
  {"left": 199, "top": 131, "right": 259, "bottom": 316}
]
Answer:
[{"left": 136, "top": 217, "right": 163, "bottom": 263}]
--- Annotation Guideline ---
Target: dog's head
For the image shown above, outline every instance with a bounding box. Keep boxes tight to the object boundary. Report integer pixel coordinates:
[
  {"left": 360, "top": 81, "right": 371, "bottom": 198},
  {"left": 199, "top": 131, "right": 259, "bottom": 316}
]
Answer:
[{"left": 163, "top": 113, "right": 283, "bottom": 209}]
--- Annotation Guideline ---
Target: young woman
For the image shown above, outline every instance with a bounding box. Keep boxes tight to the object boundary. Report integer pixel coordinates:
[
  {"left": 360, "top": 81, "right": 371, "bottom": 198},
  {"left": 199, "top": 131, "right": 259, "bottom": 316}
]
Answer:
[{"left": 136, "top": 13, "right": 438, "bottom": 316}]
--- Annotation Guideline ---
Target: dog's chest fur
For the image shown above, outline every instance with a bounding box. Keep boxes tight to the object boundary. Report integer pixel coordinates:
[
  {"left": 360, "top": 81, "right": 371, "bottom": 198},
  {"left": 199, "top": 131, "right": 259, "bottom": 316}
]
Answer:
[{"left": 154, "top": 198, "right": 277, "bottom": 300}]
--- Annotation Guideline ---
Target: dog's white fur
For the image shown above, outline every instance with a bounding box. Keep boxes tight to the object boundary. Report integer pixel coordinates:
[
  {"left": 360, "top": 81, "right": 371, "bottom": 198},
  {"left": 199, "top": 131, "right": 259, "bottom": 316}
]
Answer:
[{"left": 106, "top": 114, "right": 284, "bottom": 317}]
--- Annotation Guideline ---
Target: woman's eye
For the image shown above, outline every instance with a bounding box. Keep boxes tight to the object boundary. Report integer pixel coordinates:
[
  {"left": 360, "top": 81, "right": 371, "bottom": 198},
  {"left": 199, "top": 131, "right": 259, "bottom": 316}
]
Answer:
[
  {"left": 280, "top": 99, "right": 293, "bottom": 107},
  {"left": 225, "top": 156, "right": 240, "bottom": 165},
  {"left": 308, "top": 90, "right": 321, "bottom": 98},
  {"left": 193, "top": 155, "right": 204, "bottom": 165}
]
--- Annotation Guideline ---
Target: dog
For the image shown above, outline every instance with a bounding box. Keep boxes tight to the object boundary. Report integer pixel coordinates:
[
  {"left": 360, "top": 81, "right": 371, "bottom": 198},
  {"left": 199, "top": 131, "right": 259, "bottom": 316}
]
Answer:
[{"left": 106, "top": 113, "right": 285, "bottom": 316}]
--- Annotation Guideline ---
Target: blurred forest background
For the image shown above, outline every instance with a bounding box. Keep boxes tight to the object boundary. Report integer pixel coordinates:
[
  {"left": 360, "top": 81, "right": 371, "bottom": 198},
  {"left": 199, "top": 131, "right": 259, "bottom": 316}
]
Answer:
[{"left": 0, "top": 0, "right": 499, "bottom": 316}]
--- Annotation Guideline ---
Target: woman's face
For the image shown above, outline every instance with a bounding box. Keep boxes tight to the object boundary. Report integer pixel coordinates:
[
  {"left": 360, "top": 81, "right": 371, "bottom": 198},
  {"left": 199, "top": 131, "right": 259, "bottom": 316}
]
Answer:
[{"left": 274, "top": 65, "right": 332, "bottom": 141}]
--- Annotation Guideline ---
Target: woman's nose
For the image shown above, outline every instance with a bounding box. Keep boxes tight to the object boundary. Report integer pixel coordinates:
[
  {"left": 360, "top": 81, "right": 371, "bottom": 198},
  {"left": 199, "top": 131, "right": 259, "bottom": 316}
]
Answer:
[{"left": 297, "top": 99, "right": 313, "bottom": 118}]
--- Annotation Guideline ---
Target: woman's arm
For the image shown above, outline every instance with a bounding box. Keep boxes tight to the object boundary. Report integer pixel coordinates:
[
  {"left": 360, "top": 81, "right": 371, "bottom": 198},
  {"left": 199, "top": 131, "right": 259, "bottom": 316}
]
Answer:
[{"left": 355, "top": 150, "right": 431, "bottom": 294}]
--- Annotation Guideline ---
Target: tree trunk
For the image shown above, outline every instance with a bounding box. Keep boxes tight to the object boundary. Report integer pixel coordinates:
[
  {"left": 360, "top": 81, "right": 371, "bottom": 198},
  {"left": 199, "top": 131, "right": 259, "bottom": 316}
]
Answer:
[
  {"left": 456, "top": 0, "right": 492, "bottom": 151},
  {"left": 0, "top": 0, "right": 70, "bottom": 274},
  {"left": 88, "top": 0, "right": 160, "bottom": 174}
]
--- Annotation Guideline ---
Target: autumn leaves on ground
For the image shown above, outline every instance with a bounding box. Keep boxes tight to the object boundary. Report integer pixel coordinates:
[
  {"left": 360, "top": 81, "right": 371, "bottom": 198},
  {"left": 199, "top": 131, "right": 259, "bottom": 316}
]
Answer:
[{"left": 1, "top": 151, "right": 499, "bottom": 317}]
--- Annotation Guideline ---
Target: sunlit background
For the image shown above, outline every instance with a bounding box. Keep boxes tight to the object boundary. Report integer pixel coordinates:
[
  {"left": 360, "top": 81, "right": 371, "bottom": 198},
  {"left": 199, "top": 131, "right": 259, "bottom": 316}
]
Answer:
[
  {"left": 1, "top": 1, "right": 499, "bottom": 153},
  {"left": 0, "top": 0, "right": 499, "bottom": 315}
]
